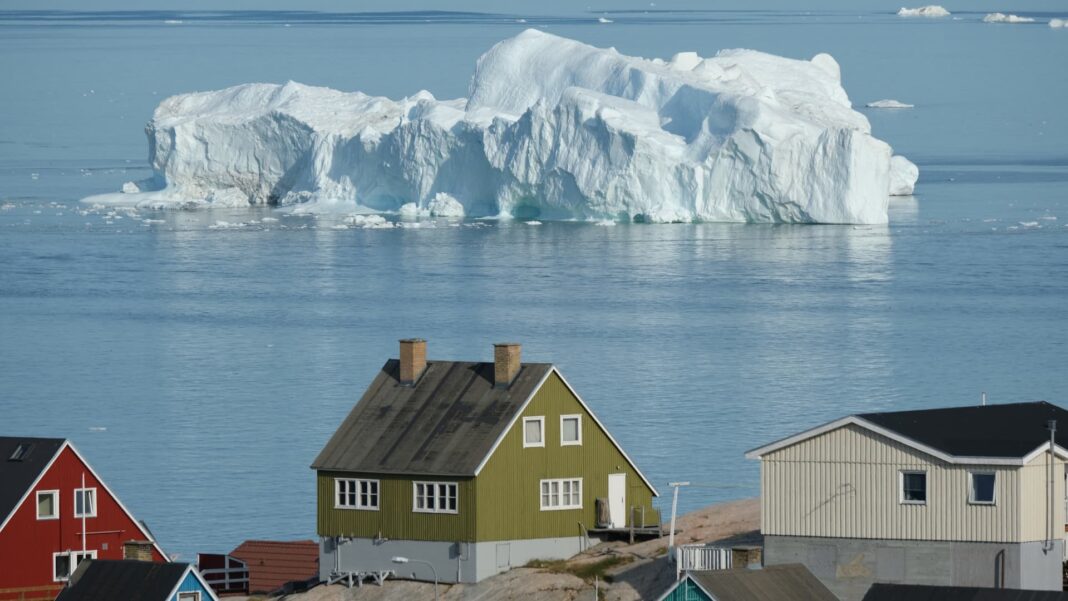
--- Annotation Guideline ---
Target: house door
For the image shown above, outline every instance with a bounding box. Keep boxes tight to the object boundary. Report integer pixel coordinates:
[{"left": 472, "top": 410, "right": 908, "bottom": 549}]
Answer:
[{"left": 608, "top": 473, "right": 626, "bottom": 528}]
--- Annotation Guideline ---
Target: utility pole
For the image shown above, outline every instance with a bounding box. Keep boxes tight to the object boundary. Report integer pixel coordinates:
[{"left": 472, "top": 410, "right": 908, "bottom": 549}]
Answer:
[{"left": 667, "top": 482, "right": 689, "bottom": 557}]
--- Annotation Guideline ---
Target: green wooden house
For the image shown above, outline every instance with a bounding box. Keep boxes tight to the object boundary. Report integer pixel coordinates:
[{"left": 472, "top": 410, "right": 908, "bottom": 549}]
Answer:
[{"left": 311, "top": 339, "right": 659, "bottom": 584}]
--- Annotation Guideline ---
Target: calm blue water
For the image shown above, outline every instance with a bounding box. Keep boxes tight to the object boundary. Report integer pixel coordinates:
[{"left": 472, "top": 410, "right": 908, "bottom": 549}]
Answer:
[{"left": 1, "top": 10, "right": 1067, "bottom": 562}]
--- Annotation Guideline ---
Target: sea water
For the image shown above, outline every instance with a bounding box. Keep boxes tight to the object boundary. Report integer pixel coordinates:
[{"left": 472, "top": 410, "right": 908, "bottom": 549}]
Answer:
[{"left": 1, "top": 9, "right": 1066, "bottom": 561}]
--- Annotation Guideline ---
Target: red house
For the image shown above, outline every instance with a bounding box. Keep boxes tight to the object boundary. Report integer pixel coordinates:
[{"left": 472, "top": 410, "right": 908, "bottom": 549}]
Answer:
[{"left": 0, "top": 437, "right": 168, "bottom": 601}]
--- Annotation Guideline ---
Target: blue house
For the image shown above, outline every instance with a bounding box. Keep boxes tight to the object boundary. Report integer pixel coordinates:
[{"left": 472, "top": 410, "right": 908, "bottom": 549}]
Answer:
[{"left": 55, "top": 559, "right": 219, "bottom": 601}]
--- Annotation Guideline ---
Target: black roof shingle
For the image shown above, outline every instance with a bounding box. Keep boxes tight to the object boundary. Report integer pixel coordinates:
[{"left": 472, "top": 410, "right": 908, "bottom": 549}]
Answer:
[
  {"left": 312, "top": 359, "right": 553, "bottom": 476},
  {"left": 0, "top": 436, "right": 65, "bottom": 526},
  {"left": 859, "top": 401, "right": 1068, "bottom": 458},
  {"left": 55, "top": 560, "right": 191, "bottom": 601}
]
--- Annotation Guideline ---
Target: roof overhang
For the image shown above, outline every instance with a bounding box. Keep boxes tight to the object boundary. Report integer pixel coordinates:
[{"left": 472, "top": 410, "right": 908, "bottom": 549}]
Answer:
[{"left": 744, "top": 415, "right": 1068, "bottom": 466}]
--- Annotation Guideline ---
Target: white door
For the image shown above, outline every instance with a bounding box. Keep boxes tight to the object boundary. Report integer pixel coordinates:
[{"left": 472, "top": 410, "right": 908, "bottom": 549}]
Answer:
[{"left": 608, "top": 473, "right": 626, "bottom": 528}]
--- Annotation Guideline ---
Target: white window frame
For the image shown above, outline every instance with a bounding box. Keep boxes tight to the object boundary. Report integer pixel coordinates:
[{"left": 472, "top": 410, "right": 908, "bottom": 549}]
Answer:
[
  {"left": 412, "top": 481, "right": 459, "bottom": 514},
  {"left": 334, "top": 478, "right": 380, "bottom": 510},
  {"left": 53, "top": 549, "right": 97, "bottom": 582},
  {"left": 899, "top": 470, "right": 927, "bottom": 505},
  {"left": 74, "top": 487, "right": 97, "bottom": 518},
  {"left": 539, "top": 478, "right": 583, "bottom": 511},
  {"left": 523, "top": 416, "right": 545, "bottom": 448},
  {"left": 968, "top": 471, "right": 997, "bottom": 505},
  {"left": 177, "top": 592, "right": 201, "bottom": 601},
  {"left": 560, "top": 414, "right": 582, "bottom": 446},
  {"left": 36, "top": 489, "right": 59, "bottom": 520}
]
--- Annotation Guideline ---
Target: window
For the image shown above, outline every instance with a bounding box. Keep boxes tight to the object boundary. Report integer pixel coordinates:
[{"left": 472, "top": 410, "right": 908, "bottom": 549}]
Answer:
[
  {"left": 413, "top": 482, "right": 458, "bottom": 514},
  {"left": 53, "top": 550, "right": 96, "bottom": 581},
  {"left": 900, "top": 471, "right": 927, "bottom": 504},
  {"left": 970, "top": 472, "right": 996, "bottom": 504},
  {"left": 560, "top": 415, "right": 582, "bottom": 446},
  {"left": 335, "top": 478, "right": 379, "bottom": 510},
  {"left": 177, "top": 593, "right": 201, "bottom": 601},
  {"left": 74, "top": 488, "right": 97, "bottom": 518},
  {"left": 37, "top": 490, "right": 58, "bottom": 520},
  {"left": 523, "top": 417, "right": 545, "bottom": 448},
  {"left": 9, "top": 443, "right": 33, "bottom": 461},
  {"left": 540, "top": 478, "right": 582, "bottom": 510}
]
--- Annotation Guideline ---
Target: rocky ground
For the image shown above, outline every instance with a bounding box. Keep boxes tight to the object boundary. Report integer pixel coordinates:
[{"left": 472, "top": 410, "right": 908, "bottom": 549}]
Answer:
[{"left": 230, "top": 498, "right": 759, "bottom": 601}]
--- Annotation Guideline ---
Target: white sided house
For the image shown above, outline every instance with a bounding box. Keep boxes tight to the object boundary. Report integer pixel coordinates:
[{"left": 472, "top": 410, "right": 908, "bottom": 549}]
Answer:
[{"left": 746, "top": 401, "right": 1068, "bottom": 601}]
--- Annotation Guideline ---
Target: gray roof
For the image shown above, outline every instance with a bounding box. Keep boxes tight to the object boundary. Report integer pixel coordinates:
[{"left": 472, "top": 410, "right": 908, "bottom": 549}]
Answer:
[
  {"left": 863, "top": 583, "right": 1068, "bottom": 601},
  {"left": 687, "top": 564, "right": 838, "bottom": 601},
  {"left": 0, "top": 436, "right": 65, "bottom": 528},
  {"left": 55, "top": 560, "right": 192, "bottom": 601},
  {"left": 312, "top": 360, "right": 554, "bottom": 476}
]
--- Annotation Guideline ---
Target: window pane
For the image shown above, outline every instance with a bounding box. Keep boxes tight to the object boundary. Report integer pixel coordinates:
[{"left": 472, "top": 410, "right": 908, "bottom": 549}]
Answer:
[
  {"left": 85, "top": 491, "right": 94, "bottom": 514},
  {"left": 76, "top": 491, "right": 84, "bottom": 515},
  {"left": 525, "top": 420, "right": 542, "bottom": 444},
  {"left": 55, "top": 554, "right": 71, "bottom": 579},
  {"left": 973, "top": 473, "right": 995, "bottom": 502},
  {"left": 562, "top": 418, "right": 579, "bottom": 442},
  {"left": 903, "top": 473, "right": 926, "bottom": 502},
  {"left": 38, "top": 493, "right": 54, "bottom": 517}
]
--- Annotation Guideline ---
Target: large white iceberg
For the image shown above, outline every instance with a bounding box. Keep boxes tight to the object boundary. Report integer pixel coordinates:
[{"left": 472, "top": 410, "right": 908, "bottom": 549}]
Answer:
[{"left": 85, "top": 30, "right": 916, "bottom": 224}]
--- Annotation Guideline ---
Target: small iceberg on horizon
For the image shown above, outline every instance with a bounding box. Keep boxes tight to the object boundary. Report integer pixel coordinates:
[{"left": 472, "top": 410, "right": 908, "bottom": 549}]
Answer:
[
  {"left": 1050, "top": 18, "right": 1067, "bottom": 28},
  {"left": 983, "top": 13, "right": 1035, "bottom": 23},
  {"left": 866, "top": 99, "right": 915, "bottom": 109},
  {"left": 897, "top": 6, "right": 951, "bottom": 18}
]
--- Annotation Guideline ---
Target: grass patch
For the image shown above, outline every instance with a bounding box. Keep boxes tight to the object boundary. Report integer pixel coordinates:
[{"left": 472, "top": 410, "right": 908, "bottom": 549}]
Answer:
[{"left": 525, "top": 555, "right": 634, "bottom": 582}]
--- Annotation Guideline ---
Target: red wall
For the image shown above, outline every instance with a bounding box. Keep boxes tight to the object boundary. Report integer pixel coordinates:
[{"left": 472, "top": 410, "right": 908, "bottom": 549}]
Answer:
[{"left": 0, "top": 445, "right": 166, "bottom": 594}]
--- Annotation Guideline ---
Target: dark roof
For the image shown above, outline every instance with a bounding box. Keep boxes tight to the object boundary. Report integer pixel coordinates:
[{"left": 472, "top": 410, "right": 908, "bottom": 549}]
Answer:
[
  {"left": 863, "top": 583, "right": 1068, "bottom": 601},
  {"left": 230, "top": 540, "right": 318, "bottom": 594},
  {"left": 0, "top": 436, "right": 65, "bottom": 527},
  {"left": 312, "top": 360, "right": 553, "bottom": 476},
  {"left": 859, "top": 401, "right": 1068, "bottom": 458},
  {"left": 55, "top": 560, "right": 190, "bottom": 601},
  {"left": 687, "top": 564, "right": 838, "bottom": 601}
]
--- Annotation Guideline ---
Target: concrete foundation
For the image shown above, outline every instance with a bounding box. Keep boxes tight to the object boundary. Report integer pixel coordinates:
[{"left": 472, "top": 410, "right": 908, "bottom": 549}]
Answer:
[
  {"left": 320, "top": 534, "right": 594, "bottom": 584},
  {"left": 765, "top": 535, "right": 1065, "bottom": 601}
]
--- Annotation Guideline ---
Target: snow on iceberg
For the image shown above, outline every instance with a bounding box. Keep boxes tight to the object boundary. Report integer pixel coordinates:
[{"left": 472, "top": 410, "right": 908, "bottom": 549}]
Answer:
[
  {"left": 83, "top": 30, "right": 915, "bottom": 224},
  {"left": 897, "top": 6, "right": 951, "bottom": 17},
  {"left": 866, "top": 99, "right": 914, "bottom": 109},
  {"left": 983, "top": 13, "right": 1035, "bottom": 23}
]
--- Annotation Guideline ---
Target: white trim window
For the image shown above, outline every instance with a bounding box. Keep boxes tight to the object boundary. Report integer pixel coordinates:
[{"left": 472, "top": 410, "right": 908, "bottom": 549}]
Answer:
[
  {"left": 560, "top": 414, "right": 582, "bottom": 446},
  {"left": 53, "top": 550, "right": 96, "bottom": 582},
  {"left": 523, "top": 416, "right": 545, "bottom": 448},
  {"left": 74, "top": 487, "right": 97, "bottom": 518},
  {"left": 335, "top": 478, "right": 379, "bottom": 510},
  {"left": 900, "top": 470, "right": 927, "bottom": 505},
  {"left": 177, "top": 592, "right": 201, "bottom": 601},
  {"left": 969, "top": 471, "right": 996, "bottom": 505},
  {"left": 36, "top": 490, "right": 59, "bottom": 520},
  {"left": 540, "top": 478, "right": 582, "bottom": 510},
  {"left": 413, "top": 482, "right": 458, "bottom": 514}
]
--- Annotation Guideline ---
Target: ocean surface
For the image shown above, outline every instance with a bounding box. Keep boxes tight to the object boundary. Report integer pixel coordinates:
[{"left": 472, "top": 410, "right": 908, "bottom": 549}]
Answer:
[{"left": 1, "top": 9, "right": 1067, "bottom": 561}]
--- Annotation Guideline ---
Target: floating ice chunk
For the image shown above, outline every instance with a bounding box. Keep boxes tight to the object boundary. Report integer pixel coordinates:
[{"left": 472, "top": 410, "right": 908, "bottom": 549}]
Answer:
[
  {"left": 598, "top": 17, "right": 613, "bottom": 23},
  {"left": 1040, "top": 215, "right": 1057, "bottom": 221},
  {"left": 164, "top": 19, "right": 183, "bottom": 24},
  {"left": 983, "top": 13, "right": 1035, "bottom": 23},
  {"left": 122, "top": 181, "right": 141, "bottom": 194},
  {"left": 88, "top": 426, "right": 107, "bottom": 432},
  {"left": 1, "top": 203, "right": 14, "bottom": 210},
  {"left": 1050, "top": 18, "right": 1068, "bottom": 28},
  {"left": 81, "top": 30, "right": 909, "bottom": 224},
  {"left": 427, "top": 192, "right": 465, "bottom": 217},
  {"left": 592, "top": 219, "right": 617, "bottom": 226},
  {"left": 889, "top": 156, "right": 919, "bottom": 196},
  {"left": 866, "top": 99, "right": 914, "bottom": 109},
  {"left": 261, "top": 216, "right": 280, "bottom": 223},
  {"left": 897, "top": 6, "right": 951, "bottom": 17},
  {"left": 209, "top": 220, "right": 247, "bottom": 229},
  {"left": 525, "top": 220, "right": 543, "bottom": 225},
  {"left": 1019, "top": 221, "right": 1040, "bottom": 227}
]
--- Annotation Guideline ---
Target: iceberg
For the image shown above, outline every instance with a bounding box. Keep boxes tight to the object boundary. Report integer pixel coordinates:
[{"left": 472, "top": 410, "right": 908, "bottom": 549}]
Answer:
[
  {"left": 983, "top": 13, "right": 1035, "bottom": 23},
  {"left": 889, "top": 156, "right": 919, "bottom": 196},
  {"left": 897, "top": 6, "right": 951, "bottom": 17},
  {"left": 84, "top": 30, "right": 915, "bottom": 224},
  {"left": 866, "top": 99, "right": 914, "bottom": 109},
  {"left": 1050, "top": 18, "right": 1067, "bottom": 28}
]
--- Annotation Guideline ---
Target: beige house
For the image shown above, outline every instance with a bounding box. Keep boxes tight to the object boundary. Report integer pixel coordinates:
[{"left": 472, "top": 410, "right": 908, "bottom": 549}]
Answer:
[{"left": 746, "top": 401, "right": 1068, "bottom": 601}]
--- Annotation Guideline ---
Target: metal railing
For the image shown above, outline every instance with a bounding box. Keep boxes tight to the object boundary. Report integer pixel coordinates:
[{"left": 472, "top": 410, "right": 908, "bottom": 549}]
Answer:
[
  {"left": 199, "top": 566, "right": 250, "bottom": 593},
  {"left": 674, "top": 544, "right": 732, "bottom": 578}
]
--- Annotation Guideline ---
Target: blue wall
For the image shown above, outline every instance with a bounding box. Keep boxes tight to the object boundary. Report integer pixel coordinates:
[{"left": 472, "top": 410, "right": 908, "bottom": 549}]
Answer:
[
  {"left": 170, "top": 570, "right": 215, "bottom": 601},
  {"left": 660, "top": 576, "right": 713, "bottom": 601}
]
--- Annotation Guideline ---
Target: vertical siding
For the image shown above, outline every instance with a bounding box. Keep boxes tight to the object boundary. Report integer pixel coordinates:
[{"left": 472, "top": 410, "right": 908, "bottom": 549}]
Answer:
[
  {"left": 1018, "top": 450, "right": 1066, "bottom": 542},
  {"left": 661, "top": 577, "right": 713, "bottom": 601},
  {"left": 316, "top": 472, "right": 476, "bottom": 542},
  {"left": 761, "top": 424, "right": 1032, "bottom": 543},
  {"left": 172, "top": 571, "right": 214, "bottom": 601},
  {"left": 474, "top": 373, "right": 659, "bottom": 542}
]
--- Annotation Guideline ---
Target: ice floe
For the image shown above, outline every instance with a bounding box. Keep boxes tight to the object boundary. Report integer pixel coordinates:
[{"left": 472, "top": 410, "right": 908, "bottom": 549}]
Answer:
[
  {"left": 897, "top": 6, "right": 951, "bottom": 17},
  {"left": 82, "top": 30, "right": 915, "bottom": 224},
  {"left": 983, "top": 13, "right": 1035, "bottom": 23},
  {"left": 1050, "top": 18, "right": 1068, "bottom": 28}
]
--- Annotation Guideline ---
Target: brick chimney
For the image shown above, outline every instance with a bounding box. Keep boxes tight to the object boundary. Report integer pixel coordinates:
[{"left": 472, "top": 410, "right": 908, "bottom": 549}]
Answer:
[
  {"left": 123, "top": 540, "right": 155, "bottom": 561},
  {"left": 494, "top": 343, "right": 521, "bottom": 388},
  {"left": 399, "top": 339, "right": 427, "bottom": 385}
]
